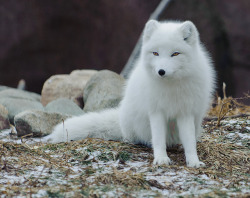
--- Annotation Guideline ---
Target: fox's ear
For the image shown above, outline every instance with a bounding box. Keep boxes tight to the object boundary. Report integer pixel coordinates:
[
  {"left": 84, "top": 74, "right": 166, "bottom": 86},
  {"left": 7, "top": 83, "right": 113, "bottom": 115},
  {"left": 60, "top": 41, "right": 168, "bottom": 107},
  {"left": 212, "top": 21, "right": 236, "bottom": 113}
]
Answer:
[
  {"left": 180, "top": 21, "right": 199, "bottom": 45},
  {"left": 143, "top": 20, "right": 159, "bottom": 43}
]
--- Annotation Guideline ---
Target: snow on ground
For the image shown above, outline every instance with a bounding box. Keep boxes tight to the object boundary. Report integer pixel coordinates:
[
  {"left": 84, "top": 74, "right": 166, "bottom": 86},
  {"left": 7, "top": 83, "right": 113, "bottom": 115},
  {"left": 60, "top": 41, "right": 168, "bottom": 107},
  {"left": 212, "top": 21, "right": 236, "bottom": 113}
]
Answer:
[{"left": 0, "top": 117, "right": 249, "bottom": 197}]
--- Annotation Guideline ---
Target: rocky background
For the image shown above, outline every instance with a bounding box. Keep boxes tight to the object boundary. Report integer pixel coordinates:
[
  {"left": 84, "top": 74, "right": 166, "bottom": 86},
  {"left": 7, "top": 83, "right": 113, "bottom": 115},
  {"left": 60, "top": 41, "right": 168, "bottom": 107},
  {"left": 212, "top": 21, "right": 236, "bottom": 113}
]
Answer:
[
  {"left": 0, "top": 69, "right": 124, "bottom": 137},
  {"left": 0, "top": 0, "right": 249, "bottom": 102}
]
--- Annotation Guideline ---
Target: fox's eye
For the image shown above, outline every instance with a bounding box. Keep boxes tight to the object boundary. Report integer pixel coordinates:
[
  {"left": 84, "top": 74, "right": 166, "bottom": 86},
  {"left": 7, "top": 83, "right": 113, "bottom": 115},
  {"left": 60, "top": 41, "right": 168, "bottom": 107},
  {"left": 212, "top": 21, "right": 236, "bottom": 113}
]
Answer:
[
  {"left": 171, "top": 52, "right": 180, "bottom": 57},
  {"left": 152, "top": 52, "right": 159, "bottom": 56}
]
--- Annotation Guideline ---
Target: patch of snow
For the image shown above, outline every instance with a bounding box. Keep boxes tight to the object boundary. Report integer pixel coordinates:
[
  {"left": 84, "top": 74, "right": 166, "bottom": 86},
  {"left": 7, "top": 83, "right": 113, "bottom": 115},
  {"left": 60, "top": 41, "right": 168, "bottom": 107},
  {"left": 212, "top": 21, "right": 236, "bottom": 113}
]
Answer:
[
  {"left": 0, "top": 128, "right": 44, "bottom": 144},
  {"left": 226, "top": 131, "right": 250, "bottom": 140},
  {"left": 0, "top": 175, "right": 26, "bottom": 185},
  {"left": 236, "top": 132, "right": 250, "bottom": 139},
  {"left": 35, "top": 189, "right": 48, "bottom": 198},
  {"left": 227, "top": 120, "right": 238, "bottom": 125}
]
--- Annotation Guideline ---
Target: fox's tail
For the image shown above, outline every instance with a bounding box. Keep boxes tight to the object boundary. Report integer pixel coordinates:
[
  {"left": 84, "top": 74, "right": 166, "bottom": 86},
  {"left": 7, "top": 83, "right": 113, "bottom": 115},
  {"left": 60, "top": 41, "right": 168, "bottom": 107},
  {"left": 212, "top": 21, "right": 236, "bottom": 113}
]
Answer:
[{"left": 45, "top": 108, "right": 122, "bottom": 143}]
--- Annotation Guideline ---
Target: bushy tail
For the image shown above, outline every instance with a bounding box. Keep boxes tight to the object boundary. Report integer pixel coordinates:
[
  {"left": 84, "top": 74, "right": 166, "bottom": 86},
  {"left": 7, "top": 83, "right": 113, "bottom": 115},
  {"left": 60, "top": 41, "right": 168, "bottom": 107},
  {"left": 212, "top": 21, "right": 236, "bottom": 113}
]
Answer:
[{"left": 45, "top": 108, "right": 122, "bottom": 143}]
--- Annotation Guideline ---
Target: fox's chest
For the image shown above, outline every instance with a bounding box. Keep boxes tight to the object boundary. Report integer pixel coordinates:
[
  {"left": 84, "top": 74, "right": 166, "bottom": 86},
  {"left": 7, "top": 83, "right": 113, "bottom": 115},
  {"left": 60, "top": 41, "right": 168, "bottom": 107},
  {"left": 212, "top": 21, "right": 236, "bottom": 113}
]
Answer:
[{"left": 144, "top": 86, "right": 195, "bottom": 117}]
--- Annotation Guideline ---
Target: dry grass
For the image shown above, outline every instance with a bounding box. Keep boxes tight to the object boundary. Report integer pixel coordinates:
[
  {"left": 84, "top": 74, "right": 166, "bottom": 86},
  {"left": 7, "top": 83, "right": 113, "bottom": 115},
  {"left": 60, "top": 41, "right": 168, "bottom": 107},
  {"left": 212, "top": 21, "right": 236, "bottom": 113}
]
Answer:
[
  {"left": 0, "top": 84, "right": 249, "bottom": 197},
  {"left": 1, "top": 115, "right": 249, "bottom": 197},
  {"left": 207, "top": 83, "right": 250, "bottom": 124}
]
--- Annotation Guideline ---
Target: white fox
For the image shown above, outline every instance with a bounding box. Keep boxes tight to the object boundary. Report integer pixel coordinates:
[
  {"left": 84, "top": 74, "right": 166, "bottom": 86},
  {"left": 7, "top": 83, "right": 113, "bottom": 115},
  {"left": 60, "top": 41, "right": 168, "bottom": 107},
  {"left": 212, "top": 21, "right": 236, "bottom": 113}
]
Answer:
[{"left": 47, "top": 20, "right": 215, "bottom": 168}]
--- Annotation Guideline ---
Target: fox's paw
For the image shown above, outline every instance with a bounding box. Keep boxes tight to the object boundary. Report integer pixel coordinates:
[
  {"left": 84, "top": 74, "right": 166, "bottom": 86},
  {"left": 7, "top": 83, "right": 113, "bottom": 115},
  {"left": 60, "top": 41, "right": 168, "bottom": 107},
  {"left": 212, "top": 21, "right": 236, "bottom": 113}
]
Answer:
[
  {"left": 153, "top": 156, "right": 172, "bottom": 166},
  {"left": 187, "top": 160, "right": 205, "bottom": 168}
]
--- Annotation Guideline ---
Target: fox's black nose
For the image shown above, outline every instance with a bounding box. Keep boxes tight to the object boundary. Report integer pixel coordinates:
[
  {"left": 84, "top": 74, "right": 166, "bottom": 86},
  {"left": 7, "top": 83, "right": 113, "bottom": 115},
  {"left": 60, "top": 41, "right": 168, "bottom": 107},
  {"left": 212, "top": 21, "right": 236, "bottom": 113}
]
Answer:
[{"left": 158, "top": 69, "right": 165, "bottom": 76}]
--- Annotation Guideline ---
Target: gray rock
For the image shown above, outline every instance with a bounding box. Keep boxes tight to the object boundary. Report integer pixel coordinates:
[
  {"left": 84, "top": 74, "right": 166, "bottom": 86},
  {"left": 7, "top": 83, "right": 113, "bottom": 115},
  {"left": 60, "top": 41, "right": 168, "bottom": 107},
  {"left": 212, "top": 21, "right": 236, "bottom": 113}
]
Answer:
[
  {"left": 83, "top": 70, "right": 125, "bottom": 112},
  {"left": 41, "top": 69, "right": 97, "bottom": 108},
  {"left": 14, "top": 110, "right": 71, "bottom": 137},
  {"left": 45, "top": 98, "right": 84, "bottom": 116},
  {"left": 0, "top": 86, "right": 11, "bottom": 92},
  {"left": 0, "top": 88, "right": 41, "bottom": 102},
  {"left": 0, "top": 104, "right": 10, "bottom": 130},
  {"left": 0, "top": 98, "right": 44, "bottom": 123}
]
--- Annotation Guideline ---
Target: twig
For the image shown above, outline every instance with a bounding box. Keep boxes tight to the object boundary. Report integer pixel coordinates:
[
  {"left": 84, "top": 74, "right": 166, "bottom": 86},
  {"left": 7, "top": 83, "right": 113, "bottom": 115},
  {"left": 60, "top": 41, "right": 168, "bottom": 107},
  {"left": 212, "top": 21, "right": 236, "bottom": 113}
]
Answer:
[
  {"left": 204, "top": 113, "right": 250, "bottom": 121},
  {"left": 21, "top": 133, "right": 33, "bottom": 144}
]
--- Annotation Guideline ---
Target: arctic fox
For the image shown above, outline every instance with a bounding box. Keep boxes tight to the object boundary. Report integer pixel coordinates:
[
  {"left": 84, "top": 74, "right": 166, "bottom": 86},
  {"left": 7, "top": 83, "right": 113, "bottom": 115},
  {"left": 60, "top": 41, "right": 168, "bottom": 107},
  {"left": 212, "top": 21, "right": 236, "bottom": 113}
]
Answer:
[{"left": 47, "top": 20, "right": 215, "bottom": 168}]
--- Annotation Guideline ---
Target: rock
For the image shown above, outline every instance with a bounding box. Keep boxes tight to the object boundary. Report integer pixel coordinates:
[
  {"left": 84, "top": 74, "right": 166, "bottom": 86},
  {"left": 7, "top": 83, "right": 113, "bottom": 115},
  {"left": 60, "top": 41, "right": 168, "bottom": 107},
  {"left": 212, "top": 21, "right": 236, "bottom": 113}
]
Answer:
[
  {"left": 0, "top": 98, "right": 44, "bottom": 123},
  {"left": 83, "top": 70, "right": 125, "bottom": 112},
  {"left": 0, "top": 86, "right": 11, "bottom": 92},
  {"left": 0, "top": 88, "right": 41, "bottom": 102},
  {"left": 45, "top": 98, "right": 84, "bottom": 116},
  {"left": 0, "top": 88, "right": 43, "bottom": 123},
  {"left": 0, "top": 104, "right": 10, "bottom": 130},
  {"left": 41, "top": 69, "right": 97, "bottom": 108},
  {"left": 14, "top": 110, "right": 71, "bottom": 137}
]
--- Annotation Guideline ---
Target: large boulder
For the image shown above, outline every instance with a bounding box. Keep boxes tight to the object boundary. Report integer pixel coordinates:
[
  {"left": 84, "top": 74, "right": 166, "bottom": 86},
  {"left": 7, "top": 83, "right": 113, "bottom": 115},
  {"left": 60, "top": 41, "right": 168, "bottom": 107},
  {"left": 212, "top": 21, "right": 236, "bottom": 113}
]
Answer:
[
  {"left": 14, "top": 110, "right": 71, "bottom": 137},
  {"left": 83, "top": 70, "right": 125, "bottom": 112},
  {"left": 41, "top": 69, "right": 97, "bottom": 108},
  {"left": 0, "top": 86, "right": 11, "bottom": 92},
  {"left": 0, "top": 88, "right": 41, "bottom": 101},
  {"left": 0, "top": 89, "right": 44, "bottom": 123},
  {"left": 0, "top": 98, "right": 44, "bottom": 124},
  {"left": 0, "top": 104, "right": 10, "bottom": 130},
  {"left": 45, "top": 98, "right": 84, "bottom": 116}
]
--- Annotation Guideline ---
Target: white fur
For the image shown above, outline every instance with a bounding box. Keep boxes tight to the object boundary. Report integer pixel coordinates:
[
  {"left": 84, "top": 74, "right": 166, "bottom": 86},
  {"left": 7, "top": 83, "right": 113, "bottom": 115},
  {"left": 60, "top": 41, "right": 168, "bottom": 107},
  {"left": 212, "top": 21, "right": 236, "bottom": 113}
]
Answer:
[
  {"left": 45, "top": 108, "right": 122, "bottom": 142},
  {"left": 47, "top": 20, "right": 215, "bottom": 168}
]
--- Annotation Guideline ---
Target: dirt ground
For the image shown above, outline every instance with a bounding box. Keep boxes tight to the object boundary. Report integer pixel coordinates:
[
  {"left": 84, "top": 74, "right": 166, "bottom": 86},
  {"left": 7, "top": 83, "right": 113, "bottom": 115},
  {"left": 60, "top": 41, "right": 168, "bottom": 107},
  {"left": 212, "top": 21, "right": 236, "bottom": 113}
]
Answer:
[{"left": 0, "top": 115, "right": 249, "bottom": 197}]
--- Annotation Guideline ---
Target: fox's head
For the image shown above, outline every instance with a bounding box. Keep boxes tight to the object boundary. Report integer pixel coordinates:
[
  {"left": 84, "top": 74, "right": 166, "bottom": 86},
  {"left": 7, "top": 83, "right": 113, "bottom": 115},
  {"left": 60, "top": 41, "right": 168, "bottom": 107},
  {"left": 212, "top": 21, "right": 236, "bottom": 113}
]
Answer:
[{"left": 141, "top": 20, "right": 202, "bottom": 80}]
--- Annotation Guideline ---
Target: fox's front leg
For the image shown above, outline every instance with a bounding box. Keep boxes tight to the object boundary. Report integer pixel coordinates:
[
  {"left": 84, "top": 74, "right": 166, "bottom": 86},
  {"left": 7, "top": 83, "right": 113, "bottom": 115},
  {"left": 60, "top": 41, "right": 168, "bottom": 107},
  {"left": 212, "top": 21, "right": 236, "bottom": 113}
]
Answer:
[
  {"left": 149, "top": 113, "right": 171, "bottom": 165},
  {"left": 177, "top": 116, "right": 205, "bottom": 168}
]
